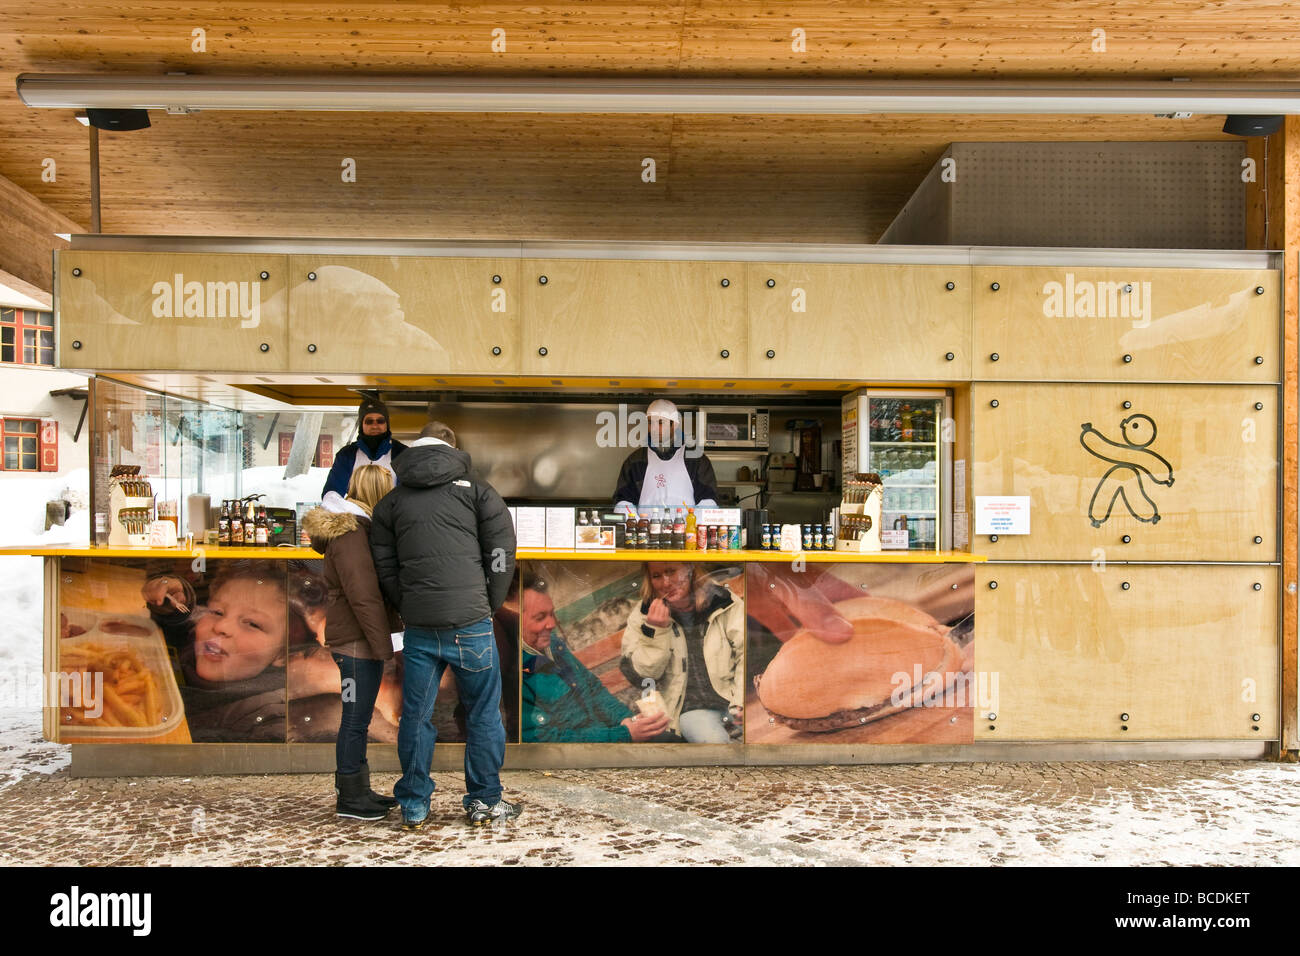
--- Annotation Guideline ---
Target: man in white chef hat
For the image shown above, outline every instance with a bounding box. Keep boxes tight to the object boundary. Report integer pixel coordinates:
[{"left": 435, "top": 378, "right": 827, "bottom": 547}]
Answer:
[{"left": 613, "top": 399, "right": 719, "bottom": 515}]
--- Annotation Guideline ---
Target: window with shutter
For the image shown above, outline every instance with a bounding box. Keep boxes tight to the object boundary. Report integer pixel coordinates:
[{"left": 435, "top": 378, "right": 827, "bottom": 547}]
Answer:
[{"left": 2, "top": 418, "right": 40, "bottom": 471}]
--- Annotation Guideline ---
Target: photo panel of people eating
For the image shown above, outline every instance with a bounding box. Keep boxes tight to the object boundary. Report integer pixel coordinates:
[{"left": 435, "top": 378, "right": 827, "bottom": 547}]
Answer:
[{"left": 516, "top": 560, "right": 746, "bottom": 744}]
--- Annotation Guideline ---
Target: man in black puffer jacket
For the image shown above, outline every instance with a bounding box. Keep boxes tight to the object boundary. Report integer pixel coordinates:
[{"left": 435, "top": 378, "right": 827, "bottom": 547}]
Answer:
[{"left": 370, "top": 421, "right": 519, "bottom": 829}]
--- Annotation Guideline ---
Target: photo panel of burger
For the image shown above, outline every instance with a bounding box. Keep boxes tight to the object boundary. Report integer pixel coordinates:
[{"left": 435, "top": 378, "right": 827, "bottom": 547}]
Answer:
[
  {"left": 745, "top": 563, "right": 976, "bottom": 745},
  {"left": 518, "top": 559, "right": 746, "bottom": 744},
  {"left": 57, "top": 557, "right": 300, "bottom": 744}
]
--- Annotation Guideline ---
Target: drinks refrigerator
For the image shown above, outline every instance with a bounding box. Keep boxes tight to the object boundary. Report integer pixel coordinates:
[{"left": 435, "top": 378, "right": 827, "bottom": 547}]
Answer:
[{"left": 841, "top": 389, "right": 951, "bottom": 551}]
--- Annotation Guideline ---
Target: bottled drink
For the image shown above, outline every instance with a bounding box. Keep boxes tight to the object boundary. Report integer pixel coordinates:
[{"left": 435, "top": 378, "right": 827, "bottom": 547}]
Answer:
[
  {"left": 728, "top": 524, "right": 741, "bottom": 550},
  {"left": 625, "top": 511, "right": 639, "bottom": 549},
  {"left": 255, "top": 506, "right": 269, "bottom": 546},
  {"left": 218, "top": 501, "right": 230, "bottom": 545},
  {"left": 685, "top": 507, "right": 697, "bottom": 550},
  {"left": 637, "top": 510, "right": 650, "bottom": 548},
  {"left": 673, "top": 508, "right": 686, "bottom": 549},
  {"left": 707, "top": 526, "right": 719, "bottom": 550},
  {"left": 901, "top": 403, "right": 913, "bottom": 441},
  {"left": 231, "top": 504, "right": 244, "bottom": 545}
]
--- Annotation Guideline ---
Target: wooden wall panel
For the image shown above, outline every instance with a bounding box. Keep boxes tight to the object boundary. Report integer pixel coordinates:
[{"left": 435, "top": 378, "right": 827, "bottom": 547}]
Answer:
[
  {"left": 974, "top": 565, "right": 1278, "bottom": 740},
  {"left": 520, "top": 258, "right": 748, "bottom": 376},
  {"left": 972, "top": 267, "right": 1279, "bottom": 383},
  {"left": 0, "top": 171, "right": 80, "bottom": 303},
  {"left": 56, "top": 251, "right": 289, "bottom": 371},
  {"left": 747, "top": 263, "right": 971, "bottom": 381},
  {"left": 970, "top": 383, "right": 1278, "bottom": 562},
  {"left": 286, "top": 256, "right": 520, "bottom": 374}
]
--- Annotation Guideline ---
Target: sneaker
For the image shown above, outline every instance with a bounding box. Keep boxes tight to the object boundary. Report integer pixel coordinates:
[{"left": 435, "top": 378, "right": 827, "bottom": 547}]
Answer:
[
  {"left": 401, "top": 809, "right": 429, "bottom": 831},
  {"left": 466, "top": 798, "right": 523, "bottom": 827}
]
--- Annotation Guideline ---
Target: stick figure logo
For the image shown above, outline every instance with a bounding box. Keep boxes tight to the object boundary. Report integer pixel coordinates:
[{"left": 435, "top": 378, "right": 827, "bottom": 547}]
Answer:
[{"left": 1079, "top": 414, "right": 1174, "bottom": 526}]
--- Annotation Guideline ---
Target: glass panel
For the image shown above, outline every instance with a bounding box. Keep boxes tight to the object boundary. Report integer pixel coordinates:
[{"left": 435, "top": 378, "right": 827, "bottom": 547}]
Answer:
[
  {"left": 39, "top": 330, "right": 54, "bottom": 349},
  {"left": 0, "top": 308, "right": 13, "bottom": 324},
  {"left": 91, "top": 378, "right": 366, "bottom": 544},
  {"left": 22, "top": 328, "right": 34, "bottom": 347},
  {"left": 21, "top": 451, "right": 37, "bottom": 470},
  {"left": 15, "top": 420, "right": 38, "bottom": 434},
  {"left": 745, "top": 562, "right": 976, "bottom": 745}
]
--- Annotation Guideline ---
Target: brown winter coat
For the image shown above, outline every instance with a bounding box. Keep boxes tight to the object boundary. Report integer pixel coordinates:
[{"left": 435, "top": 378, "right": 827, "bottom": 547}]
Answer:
[{"left": 303, "top": 507, "right": 401, "bottom": 661}]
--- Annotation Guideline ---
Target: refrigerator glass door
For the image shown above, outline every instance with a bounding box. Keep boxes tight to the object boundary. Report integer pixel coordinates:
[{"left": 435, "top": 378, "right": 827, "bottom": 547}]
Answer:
[{"left": 867, "top": 395, "right": 942, "bottom": 551}]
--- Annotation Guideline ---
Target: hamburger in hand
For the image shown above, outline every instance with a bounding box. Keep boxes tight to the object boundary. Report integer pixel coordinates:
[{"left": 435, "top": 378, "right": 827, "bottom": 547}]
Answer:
[{"left": 756, "top": 596, "right": 963, "bottom": 732}]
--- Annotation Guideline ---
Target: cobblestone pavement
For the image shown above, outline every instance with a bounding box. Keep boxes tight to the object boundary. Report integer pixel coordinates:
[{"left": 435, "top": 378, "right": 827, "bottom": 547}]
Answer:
[{"left": 2, "top": 713, "right": 1298, "bottom": 865}]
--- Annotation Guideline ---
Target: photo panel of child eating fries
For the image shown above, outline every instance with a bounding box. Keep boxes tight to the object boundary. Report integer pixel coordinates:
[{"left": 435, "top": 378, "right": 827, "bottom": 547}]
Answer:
[
  {"left": 517, "top": 560, "right": 746, "bottom": 744},
  {"left": 57, "top": 557, "right": 306, "bottom": 743}
]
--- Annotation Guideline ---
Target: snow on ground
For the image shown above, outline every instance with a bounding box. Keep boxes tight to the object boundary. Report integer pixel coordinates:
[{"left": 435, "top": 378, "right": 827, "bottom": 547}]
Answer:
[{"left": 0, "top": 467, "right": 89, "bottom": 545}]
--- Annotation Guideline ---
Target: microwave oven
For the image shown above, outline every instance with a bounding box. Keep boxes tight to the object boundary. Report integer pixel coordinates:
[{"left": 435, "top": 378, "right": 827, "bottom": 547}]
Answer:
[{"left": 695, "top": 407, "right": 769, "bottom": 449}]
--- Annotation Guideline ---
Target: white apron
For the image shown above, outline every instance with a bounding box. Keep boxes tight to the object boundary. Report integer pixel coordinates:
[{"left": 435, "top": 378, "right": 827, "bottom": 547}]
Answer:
[
  {"left": 354, "top": 442, "right": 396, "bottom": 482},
  {"left": 637, "top": 446, "right": 696, "bottom": 512}
]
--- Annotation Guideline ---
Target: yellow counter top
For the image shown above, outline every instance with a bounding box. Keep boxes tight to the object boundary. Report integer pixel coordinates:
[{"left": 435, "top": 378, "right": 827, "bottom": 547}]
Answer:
[
  {"left": 516, "top": 549, "right": 985, "bottom": 563},
  {"left": 0, "top": 544, "right": 320, "bottom": 559},
  {"left": 4, "top": 545, "right": 984, "bottom": 563}
]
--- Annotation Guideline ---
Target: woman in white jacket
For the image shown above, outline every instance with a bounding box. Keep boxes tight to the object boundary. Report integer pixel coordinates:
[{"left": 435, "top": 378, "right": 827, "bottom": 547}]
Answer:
[{"left": 619, "top": 562, "right": 745, "bottom": 743}]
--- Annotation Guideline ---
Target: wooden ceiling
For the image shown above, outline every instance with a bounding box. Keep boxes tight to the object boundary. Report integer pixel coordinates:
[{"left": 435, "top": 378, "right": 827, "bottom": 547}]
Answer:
[{"left": 2, "top": 2, "right": 1296, "bottom": 242}]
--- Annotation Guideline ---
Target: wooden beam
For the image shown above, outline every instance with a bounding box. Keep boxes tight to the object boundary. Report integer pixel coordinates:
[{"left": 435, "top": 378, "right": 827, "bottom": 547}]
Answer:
[
  {"left": 1284, "top": 118, "right": 1300, "bottom": 753},
  {"left": 1254, "top": 120, "right": 1300, "bottom": 752},
  {"left": 0, "top": 170, "right": 81, "bottom": 297}
]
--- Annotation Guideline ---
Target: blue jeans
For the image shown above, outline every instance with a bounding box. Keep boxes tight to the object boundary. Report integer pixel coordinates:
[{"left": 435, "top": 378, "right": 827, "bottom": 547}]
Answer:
[
  {"left": 332, "top": 653, "right": 384, "bottom": 774},
  {"left": 394, "top": 618, "right": 505, "bottom": 817}
]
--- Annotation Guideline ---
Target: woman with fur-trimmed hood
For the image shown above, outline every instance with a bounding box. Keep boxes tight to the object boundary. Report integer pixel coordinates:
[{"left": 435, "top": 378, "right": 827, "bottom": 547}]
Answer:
[{"left": 302, "top": 465, "right": 403, "bottom": 822}]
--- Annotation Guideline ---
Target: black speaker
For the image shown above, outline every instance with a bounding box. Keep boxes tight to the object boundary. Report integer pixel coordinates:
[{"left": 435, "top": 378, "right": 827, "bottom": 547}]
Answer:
[
  {"left": 86, "top": 108, "right": 151, "bottom": 132},
  {"left": 1222, "top": 115, "right": 1283, "bottom": 137}
]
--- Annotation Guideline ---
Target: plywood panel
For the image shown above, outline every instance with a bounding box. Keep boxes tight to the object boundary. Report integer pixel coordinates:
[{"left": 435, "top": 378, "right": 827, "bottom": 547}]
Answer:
[
  {"left": 970, "top": 383, "right": 1277, "bottom": 561},
  {"left": 520, "top": 258, "right": 747, "bottom": 376},
  {"left": 57, "top": 251, "right": 289, "bottom": 372},
  {"left": 286, "top": 256, "right": 519, "bottom": 374},
  {"left": 974, "top": 565, "right": 1278, "bottom": 740},
  {"left": 973, "top": 267, "right": 1279, "bottom": 382},
  {"left": 747, "top": 263, "right": 971, "bottom": 381}
]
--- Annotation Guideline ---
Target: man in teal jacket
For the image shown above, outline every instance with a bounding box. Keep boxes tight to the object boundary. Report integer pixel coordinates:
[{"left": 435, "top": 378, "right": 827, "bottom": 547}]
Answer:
[{"left": 519, "top": 578, "right": 672, "bottom": 743}]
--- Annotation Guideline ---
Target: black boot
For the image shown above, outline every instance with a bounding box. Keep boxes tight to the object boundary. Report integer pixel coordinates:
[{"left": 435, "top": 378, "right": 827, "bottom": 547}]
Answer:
[
  {"left": 359, "top": 760, "right": 399, "bottom": 810},
  {"left": 335, "top": 771, "right": 390, "bottom": 821}
]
